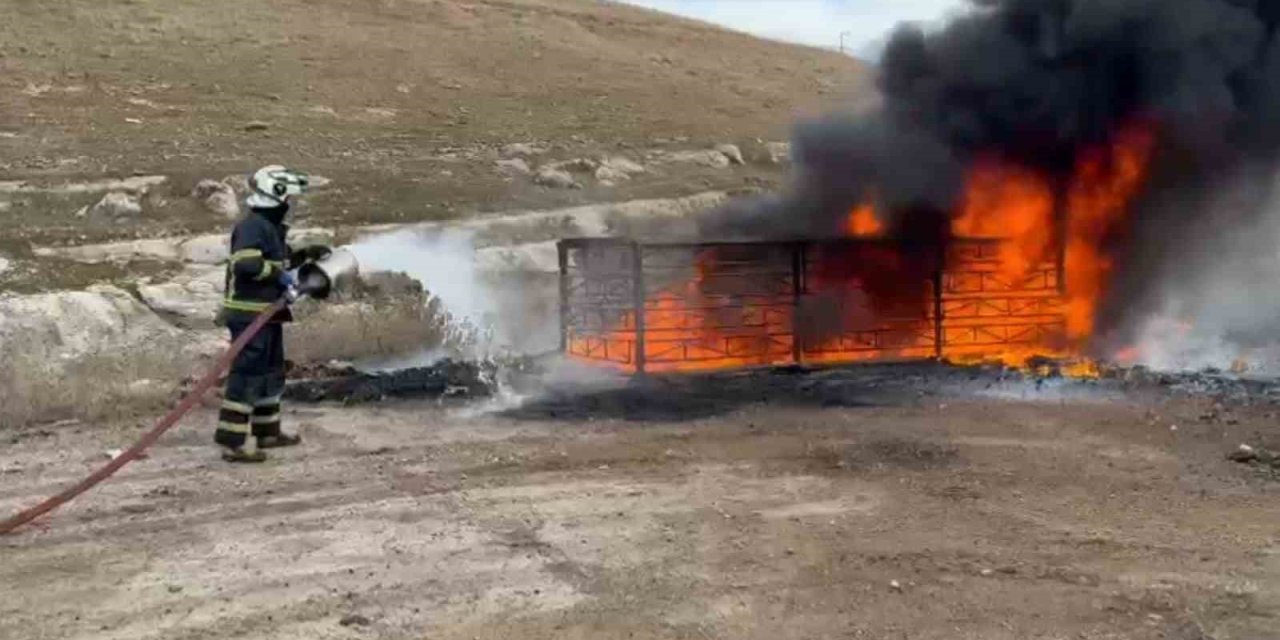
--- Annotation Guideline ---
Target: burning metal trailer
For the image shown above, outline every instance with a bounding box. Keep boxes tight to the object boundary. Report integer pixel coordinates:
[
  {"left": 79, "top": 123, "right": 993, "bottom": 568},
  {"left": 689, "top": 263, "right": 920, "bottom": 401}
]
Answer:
[{"left": 557, "top": 237, "right": 1069, "bottom": 374}]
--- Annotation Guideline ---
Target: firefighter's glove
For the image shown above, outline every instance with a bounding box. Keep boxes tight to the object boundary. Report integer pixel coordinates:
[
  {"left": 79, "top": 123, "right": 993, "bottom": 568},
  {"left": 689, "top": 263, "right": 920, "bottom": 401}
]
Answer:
[
  {"left": 290, "top": 245, "right": 332, "bottom": 267},
  {"left": 279, "top": 270, "right": 301, "bottom": 304}
]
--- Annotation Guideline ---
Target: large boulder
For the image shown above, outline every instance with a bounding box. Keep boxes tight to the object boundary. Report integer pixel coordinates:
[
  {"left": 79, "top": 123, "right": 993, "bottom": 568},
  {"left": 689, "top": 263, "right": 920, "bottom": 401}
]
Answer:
[
  {"left": 548, "top": 158, "right": 599, "bottom": 173},
  {"left": 178, "top": 234, "right": 230, "bottom": 264},
  {"left": 177, "top": 228, "right": 333, "bottom": 265},
  {"left": 496, "top": 158, "right": 532, "bottom": 177},
  {"left": 35, "top": 228, "right": 335, "bottom": 266},
  {"left": 594, "top": 157, "right": 647, "bottom": 185},
  {"left": 1, "top": 175, "right": 168, "bottom": 196},
  {"left": 594, "top": 166, "right": 629, "bottom": 186},
  {"left": 765, "top": 141, "right": 792, "bottom": 165},
  {"left": 715, "top": 144, "right": 745, "bottom": 165},
  {"left": 600, "top": 156, "right": 646, "bottom": 175},
  {"left": 84, "top": 192, "right": 143, "bottom": 220},
  {"left": 0, "top": 285, "right": 186, "bottom": 364},
  {"left": 137, "top": 267, "right": 225, "bottom": 325},
  {"left": 191, "top": 179, "right": 240, "bottom": 220},
  {"left": 533, "top": 167, "right": 581, "bottom": 190},
  {"left": 500, "top": 143, "right": 545, "bottom": 159},
  {"left": 34, "top": 238, "right": 181, "bottom": 263},
  {"left": 662, "top": 149, "right": 732, "bottom": 169},
  {"left": 220, "top": 174, "right": 250, "bottom": 196}
]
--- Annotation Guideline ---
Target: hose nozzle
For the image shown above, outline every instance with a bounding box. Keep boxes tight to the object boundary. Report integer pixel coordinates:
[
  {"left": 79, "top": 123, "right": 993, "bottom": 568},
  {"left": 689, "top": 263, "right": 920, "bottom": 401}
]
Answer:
[{"left": 295, "top": 248, "right": 359, "bottom": 299}]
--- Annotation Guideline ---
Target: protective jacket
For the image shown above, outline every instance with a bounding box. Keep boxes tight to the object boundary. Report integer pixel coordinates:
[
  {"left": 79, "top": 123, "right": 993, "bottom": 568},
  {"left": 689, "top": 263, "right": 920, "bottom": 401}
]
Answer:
[{"left": 222, "top": 207, "right": 294, "bottom": 324}]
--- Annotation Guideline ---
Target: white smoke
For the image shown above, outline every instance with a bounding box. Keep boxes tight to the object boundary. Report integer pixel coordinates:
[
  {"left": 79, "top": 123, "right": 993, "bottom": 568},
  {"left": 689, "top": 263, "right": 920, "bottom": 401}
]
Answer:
[
  {"left": 344, "top": 228, "right": 561, "bottom": 367},
  {"left": 348, "top": 228, "right": 493, "bottom": 328},
  {"left": 1125, "top": 316, "right": 1241, "bottom": 372},
  {"left": 345, "top": 229, "right": 497, "bottom": 367},
  {"left": 1126, "top": 167, "right": 1280, "bottom": 375}
]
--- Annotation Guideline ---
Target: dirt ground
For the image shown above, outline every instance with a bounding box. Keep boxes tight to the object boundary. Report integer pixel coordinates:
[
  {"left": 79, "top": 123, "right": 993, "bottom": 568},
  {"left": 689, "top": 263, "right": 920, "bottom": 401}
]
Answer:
[{"left": 2, "top": 364, "right": 1277, "bottom": 639}]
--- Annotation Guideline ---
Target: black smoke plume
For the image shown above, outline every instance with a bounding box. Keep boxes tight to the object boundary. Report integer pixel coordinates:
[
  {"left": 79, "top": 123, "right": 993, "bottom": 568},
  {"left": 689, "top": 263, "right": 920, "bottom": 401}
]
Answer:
[{"left": 699, "top": 0, "right": 1280, "bottom": 351}]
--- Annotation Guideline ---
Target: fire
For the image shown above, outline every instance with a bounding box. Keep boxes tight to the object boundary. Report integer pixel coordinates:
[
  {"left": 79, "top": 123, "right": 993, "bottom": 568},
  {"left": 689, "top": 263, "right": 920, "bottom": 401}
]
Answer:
[
  {"left": 846, "top": 203, "right": 884, "bottom": 237},
  {"left": 951, "top": 159, "right": 1055, "bottom": 282},
  {"left": 939, "top": 120, "right": 1156, "bottom": 370},
  {"left": 947, "top": 120, "right": 1157, "bottom": 337},
  {"left": 569, "top": 251, "right": 796, "bottom": 373},
  {"left": 1063, "top": 122, "right": 1158, "bottom": 342},
  {"left": 639, "top": 268, "right": 793, "bottom": 373},
  {"left": 569, "top": 121, "right": 1158, "bottom": 376},
  {"left": 1062, "top": 360, "right": 1102, "bottom": 379},
  {"left": 1114, "top": 345, "right": 1141, "bottom": 366}
]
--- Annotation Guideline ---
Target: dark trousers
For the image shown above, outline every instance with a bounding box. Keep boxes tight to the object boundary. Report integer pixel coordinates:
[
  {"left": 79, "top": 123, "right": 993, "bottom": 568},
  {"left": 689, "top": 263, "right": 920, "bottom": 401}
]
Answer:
[{"left": 214, "top": 321, "right": 285, "bottom": 449}]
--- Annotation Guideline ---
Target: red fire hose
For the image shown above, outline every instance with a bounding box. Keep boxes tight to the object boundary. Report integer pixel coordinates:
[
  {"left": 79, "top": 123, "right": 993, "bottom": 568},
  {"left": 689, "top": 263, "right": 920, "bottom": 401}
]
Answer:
[{"left": 0, "top": 298, "right": 287, "bottom": 535}]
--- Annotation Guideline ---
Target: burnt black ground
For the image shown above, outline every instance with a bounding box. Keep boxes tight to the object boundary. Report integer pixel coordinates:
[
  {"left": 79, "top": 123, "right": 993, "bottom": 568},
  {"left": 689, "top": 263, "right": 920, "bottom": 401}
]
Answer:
[{"left": 287, "top": 357, "right": 1280, "bottom": 424}]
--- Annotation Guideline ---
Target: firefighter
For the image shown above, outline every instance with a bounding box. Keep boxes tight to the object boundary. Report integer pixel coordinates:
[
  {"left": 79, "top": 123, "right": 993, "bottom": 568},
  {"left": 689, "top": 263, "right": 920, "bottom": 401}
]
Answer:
[{"left": 215, "top": 165, "right": 331, "bottom": 463}]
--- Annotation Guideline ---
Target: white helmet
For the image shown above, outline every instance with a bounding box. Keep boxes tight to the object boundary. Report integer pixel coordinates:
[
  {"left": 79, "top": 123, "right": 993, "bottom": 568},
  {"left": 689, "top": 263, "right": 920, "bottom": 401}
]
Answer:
[{"left": 246, "top": 165, "right": 308, "bottom": 209}]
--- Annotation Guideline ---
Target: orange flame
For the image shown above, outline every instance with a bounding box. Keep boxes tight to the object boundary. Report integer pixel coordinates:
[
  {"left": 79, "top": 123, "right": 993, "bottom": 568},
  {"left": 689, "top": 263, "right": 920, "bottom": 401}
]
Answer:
[
  {"left": 952, "top": 159, "right": 1055, "bottom": 282},
  {"left": 943, "top": 119, "right": 1157, "bottom": 368},
  {"left": 1064, "top": 122, "right": 1158, "bottom": 343},
  {"left": 1113, "top": 345, "right": 1140, "bottom": 366},
  {"left": 846, "top": 203, "right": 885, "bottom": 237},
  {"left": 571, "top": 121, "right": 1158, "bottom": 376}
]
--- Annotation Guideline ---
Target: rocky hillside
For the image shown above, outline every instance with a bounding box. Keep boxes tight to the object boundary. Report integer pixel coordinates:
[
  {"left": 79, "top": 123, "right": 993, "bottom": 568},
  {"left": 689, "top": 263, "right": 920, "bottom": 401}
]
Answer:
[
  {"left": 0, "top": 0, "right": 869, "bottom": 428},
  {"left": 0, "top": 0, "right": 867, "bottom": 242}
]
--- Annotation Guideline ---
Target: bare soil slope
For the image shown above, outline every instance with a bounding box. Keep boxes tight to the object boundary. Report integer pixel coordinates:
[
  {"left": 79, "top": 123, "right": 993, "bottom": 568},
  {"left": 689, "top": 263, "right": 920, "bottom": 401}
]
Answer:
[{"left": 0, "top": 0, "right": 865, "bottom": 238}]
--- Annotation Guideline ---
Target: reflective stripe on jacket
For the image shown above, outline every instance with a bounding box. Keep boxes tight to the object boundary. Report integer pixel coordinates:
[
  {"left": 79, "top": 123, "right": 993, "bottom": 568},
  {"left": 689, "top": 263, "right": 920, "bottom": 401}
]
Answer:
[{"left": 222, "top": 211, "right": 293, "bottom": 323}]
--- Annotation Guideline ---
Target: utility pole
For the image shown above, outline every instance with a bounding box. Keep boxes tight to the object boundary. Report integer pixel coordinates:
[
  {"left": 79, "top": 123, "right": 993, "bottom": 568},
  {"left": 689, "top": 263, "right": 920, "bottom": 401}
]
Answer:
[{"left": 839, "top": 31, "right": 852, "bottom": 55}]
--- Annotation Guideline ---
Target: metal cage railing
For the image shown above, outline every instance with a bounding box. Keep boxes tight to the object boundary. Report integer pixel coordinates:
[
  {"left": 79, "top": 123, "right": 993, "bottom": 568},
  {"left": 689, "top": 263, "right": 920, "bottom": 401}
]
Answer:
[{"left": 558, "top": 237, "right": 1066, "bottom": 374}]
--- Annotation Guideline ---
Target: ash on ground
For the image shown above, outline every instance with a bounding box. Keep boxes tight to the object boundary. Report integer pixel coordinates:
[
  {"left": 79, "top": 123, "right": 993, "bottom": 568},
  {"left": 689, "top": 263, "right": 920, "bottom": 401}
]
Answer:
[
  {"left": 284, "top": 359, "right": 500, "bottom": 404},
  {"left": 285, "top": 354, "right": 1280, "bottom": 419}
]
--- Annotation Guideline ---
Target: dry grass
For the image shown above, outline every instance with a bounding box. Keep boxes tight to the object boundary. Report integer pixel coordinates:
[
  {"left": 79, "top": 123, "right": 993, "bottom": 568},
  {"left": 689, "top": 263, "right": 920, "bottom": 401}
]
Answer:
[
  {"left": 0, "top": 296, "right": 466, "bottom": 430},
  {"left": 284, "top": 296, "right": 477, "bottom": 364},
  {"left": 0, "top": 342, "right": 195, "bottom": 430},
  {"left": 285, "top": 273, "right": 485, "bottom": 365},
  {"left": 0, "top": 274, "right": 483, "bottom": 429}
]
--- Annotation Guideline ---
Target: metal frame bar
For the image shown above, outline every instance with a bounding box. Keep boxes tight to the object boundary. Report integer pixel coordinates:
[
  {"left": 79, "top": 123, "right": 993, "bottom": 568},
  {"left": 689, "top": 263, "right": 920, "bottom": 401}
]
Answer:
[
  {"left": 791, "top": 242, "right": 805, "bottom": 364},
  {"left": 632, "top": 241, "right": 647, "bottom": 374}
]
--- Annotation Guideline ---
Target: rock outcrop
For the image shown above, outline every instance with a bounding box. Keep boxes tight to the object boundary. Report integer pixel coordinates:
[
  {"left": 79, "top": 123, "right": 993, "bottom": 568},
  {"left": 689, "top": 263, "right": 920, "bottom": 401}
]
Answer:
[
  {"left": 715, "top": 143, "right": 745, "bottom": 165},
  {"left": 533, "top": 167, "right": 581, "bottom": 190},
  {"left": 34, "top": 228, "right": 335, "bottom": 265},
  {"left": 0, "top": 285, "right": 188, "bottom": 363},
  {"left": 496, "top": 158, "right": 532, "bottom": 177},
  {"left": 765, "top": 141, "right": 792, "bottom": 164},
  {"left": 192, "top": 179, "right": 241, "bottom": 220},
  {"left": 548, "top": 158, "right": 599, "bottom": 173},
  {"left": 500, "top": 143, "right": 545, "bottom": 159},
  {"left": 34, "top": 238, "right": 181, "bottom": 263},
  {"left": 137, "top": 266, "right": 225, "bottom": 326},
  {"left": 178, "top": 235, "right": 230, "bottom": 264},
  {"left": 661, "top": 149, "right": 732, "bottom": 169},
  {"left": 594, "top": 157, "right": 647, "bottom": 185},
  {"left": 0, "top": 175, "right": 167, "bottom": 195},
  {"left": 85, "top": 192, "right": 143, "bottom": 220}
]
